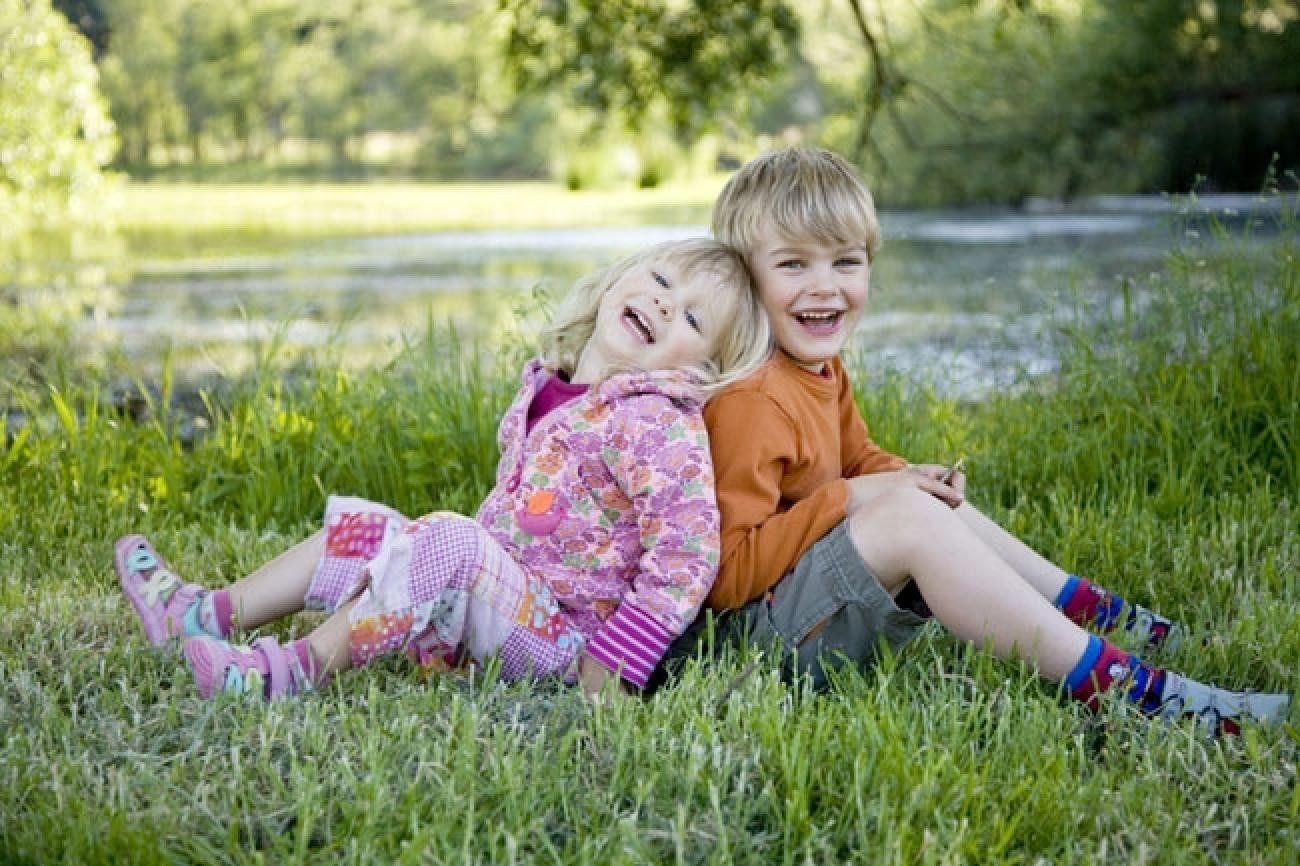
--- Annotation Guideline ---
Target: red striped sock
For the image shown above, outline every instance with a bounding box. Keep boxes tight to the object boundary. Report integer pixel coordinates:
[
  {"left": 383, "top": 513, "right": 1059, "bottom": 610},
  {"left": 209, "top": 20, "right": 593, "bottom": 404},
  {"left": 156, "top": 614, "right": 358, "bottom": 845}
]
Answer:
[
  {"left": 1065, "top": 635, "right": 1166, "bottom": 712},
  {"left": 1057, "top": 576, "right": 1126, "bottom": 632}
]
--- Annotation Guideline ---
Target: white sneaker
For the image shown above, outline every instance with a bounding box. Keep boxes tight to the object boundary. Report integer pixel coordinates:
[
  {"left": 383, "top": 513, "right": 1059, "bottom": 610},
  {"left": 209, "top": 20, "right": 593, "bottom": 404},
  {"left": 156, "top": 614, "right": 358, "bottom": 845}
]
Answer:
[
  {"left": 1128, "top": 607, "right": 1184, "bottom": 653},
  {"left": 1153, "top": 672, "right": 1292, "bottom": 737}
]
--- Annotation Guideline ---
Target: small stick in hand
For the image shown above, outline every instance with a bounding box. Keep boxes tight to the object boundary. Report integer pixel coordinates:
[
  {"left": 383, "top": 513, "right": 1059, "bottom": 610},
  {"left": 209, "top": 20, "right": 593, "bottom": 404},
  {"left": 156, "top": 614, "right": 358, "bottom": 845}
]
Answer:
[{"left": 940, "top": 457, "right": 966, "bottom": 485}]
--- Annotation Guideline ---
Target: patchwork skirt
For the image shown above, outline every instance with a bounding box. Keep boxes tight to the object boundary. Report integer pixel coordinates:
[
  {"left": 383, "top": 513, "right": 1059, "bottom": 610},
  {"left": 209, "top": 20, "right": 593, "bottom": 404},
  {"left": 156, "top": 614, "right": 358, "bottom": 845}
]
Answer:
[{"left": 305, "top": 495, "right": 583, "bottom": 682}]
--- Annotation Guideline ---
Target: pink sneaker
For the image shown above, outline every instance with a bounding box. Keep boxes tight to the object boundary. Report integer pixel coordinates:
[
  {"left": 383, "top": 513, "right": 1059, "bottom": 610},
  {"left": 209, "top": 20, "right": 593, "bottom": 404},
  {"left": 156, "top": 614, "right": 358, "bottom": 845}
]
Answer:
[
  {"left": 115, "top": 535, "right": 205, "bottom": 646},
  {"left": 184, "top": 635, "right": 297, "bottom": 700}
]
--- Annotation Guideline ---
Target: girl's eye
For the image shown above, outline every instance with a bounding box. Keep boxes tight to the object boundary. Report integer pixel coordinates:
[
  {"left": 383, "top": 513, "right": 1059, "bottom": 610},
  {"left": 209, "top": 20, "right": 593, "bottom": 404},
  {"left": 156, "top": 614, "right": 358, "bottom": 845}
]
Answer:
[
  {"left": 652, "top": 271, "right": 670, "bottom": 289},
  {"left": 836, "top": 257, "right": 865, "bottom": 268},
  {"left": 685, "top": 310, "right": 701, "bottom": 333},
  {"left": 777, "top": 259, "right": 804, "bottom": 271}
]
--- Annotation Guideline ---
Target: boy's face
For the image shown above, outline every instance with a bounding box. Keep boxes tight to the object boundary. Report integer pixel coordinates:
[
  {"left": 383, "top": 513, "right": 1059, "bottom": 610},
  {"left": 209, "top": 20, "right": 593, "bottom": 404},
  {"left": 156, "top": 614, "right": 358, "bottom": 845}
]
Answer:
[{"left": 749, "top": 222, "right": 870, "bottom": 372}]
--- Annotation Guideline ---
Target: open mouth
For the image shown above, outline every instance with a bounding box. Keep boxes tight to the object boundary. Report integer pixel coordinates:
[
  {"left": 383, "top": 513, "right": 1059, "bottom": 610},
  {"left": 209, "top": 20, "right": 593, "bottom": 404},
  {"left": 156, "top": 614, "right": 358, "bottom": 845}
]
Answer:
[
  {"left": 794, "top": 311, "right": 842, "bottom": 332},
  {"left": 623, "top": 306, "right": 656, "bottom": 343}
]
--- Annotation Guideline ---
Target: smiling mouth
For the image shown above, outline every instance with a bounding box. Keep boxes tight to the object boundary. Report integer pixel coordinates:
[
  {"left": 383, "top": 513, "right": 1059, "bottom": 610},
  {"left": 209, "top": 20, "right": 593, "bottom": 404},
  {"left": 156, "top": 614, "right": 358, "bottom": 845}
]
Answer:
[
  {"left": 623, "top": 306, "right": 656, "bottom": 343},
  {"left": 795, "top": 311, "right": 842, "bottom": 330}
]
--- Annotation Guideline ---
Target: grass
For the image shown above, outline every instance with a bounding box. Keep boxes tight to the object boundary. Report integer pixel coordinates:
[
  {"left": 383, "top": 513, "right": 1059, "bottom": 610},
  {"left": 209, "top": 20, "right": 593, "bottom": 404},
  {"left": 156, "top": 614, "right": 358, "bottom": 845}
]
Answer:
[
  {"left": 118, "top": 179, "right": 723, "bottom": 253},
  {"left": 1, "top": 204, "right": 1298, "bottom": 864}
]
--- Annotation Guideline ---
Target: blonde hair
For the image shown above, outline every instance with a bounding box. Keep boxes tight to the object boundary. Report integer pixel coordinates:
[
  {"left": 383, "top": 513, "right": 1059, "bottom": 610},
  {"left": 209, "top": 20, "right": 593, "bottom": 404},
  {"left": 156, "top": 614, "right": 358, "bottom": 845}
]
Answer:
[
  {"left": 712, "top": 147, "right": 882, "bottom": 263},
  {"left": 538, "top": 238, "right": 771, "bottom": 397}
]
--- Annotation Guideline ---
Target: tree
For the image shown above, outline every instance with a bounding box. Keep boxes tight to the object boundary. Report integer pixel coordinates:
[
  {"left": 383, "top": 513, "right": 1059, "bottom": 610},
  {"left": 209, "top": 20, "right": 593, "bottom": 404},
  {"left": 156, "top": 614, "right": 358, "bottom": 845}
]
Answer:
[
  {"left": 1071, "top": 0, "right": 1300, "bottom": 191},
  {"left": 500, "top": 0, "right": 1300, "bottom": 200},
  {"left": 0, "top": 0, "right": 116, "bottom": 244},
  {"left": 500, "top": 0, "right": 800, "bottom": 144},
  {"left": 97, "top": 0, "right": 187, "bottom": 165},
  {"left": 51, "top": 0, "right": 107, "bottom": 56}
]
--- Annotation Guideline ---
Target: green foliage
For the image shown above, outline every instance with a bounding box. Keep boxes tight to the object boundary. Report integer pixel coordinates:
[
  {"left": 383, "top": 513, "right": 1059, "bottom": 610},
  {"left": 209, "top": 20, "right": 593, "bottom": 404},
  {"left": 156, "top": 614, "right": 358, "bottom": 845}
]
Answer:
[
  {"left": 496, "top": 0, "right": 1300, "bottom": 202},
  {"left": 48, "top": 0, "right": 1300, "bottom": 198},
  {"left": 1075, "top": 0, "right": 1300, "bottom": 192},
  {"left": 92, "top": 0, "right": 533, "bottom": 176},
  {"left": 973, "top": 203, "right": 1299, "bottom": 508},
  {"left": 501, "top": 0, "right": 799, "bottom": 143},
  {"left": 0, "top": 0, "right": 116, "bottom": 244},
  {"left": 0, "top": 0, "right": 120, "bottom": 401}
]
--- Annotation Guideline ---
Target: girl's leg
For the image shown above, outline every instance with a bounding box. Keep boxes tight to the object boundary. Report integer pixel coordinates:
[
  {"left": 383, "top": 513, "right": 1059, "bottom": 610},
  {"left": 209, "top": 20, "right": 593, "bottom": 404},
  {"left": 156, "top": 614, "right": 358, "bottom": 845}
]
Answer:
[
  {"left": 183, "top": 594, "right": 351, "bottom": 700},
  {"left": 222, "top": 530, "right": 326, "bottom": 630},
  {"left": 954, "top": 502, "right": 1181, "bottom": 650},
  {"left": 116, "top": 534, "right": 212, "bottom": 646},
  {"left": 304, "top": 595, "right": 356, "bottom": 680},
  {"left": 182, "top": 513, "right": 583, "bottom": 701},
  {"left": 117, "top": 530, "right": 327, "bottom": 644},
  {"left": 849, "top": 488, "right": 1290, "bottom": 734}
]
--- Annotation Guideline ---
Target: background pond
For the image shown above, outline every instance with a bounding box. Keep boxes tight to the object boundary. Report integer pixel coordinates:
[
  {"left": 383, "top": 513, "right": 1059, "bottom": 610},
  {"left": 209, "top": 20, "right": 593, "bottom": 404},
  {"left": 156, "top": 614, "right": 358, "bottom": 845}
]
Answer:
[{"left": 99, "top": 194, "right": 1289, "bottom": 400}]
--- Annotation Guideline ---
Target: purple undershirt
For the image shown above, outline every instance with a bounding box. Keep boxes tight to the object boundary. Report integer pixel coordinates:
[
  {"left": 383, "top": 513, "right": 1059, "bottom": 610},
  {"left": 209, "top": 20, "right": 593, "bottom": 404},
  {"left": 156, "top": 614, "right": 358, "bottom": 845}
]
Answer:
[{"left": 525, "top": 371, "right": 589, "bottom": 435}]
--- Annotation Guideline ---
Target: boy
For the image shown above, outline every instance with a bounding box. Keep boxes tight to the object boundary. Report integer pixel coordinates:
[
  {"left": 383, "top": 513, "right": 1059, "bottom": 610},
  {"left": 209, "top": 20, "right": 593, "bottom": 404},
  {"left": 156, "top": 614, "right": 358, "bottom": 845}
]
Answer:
[{"left": 665, "top": 147, "right": 1290, "bottom": 736}]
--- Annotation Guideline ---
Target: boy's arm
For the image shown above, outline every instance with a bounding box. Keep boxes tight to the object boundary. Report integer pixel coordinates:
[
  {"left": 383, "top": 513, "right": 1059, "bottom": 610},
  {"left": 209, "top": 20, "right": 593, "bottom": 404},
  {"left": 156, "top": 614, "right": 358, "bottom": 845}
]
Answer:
[
  {"left": 583, "top": 398, "right": 720, "bottom": 689},
  {"left": 836, "top": 359, "right": 908, "bottom": 477},
  {"left": 705, "top": 390, "right": 852, "bottom": 610}
]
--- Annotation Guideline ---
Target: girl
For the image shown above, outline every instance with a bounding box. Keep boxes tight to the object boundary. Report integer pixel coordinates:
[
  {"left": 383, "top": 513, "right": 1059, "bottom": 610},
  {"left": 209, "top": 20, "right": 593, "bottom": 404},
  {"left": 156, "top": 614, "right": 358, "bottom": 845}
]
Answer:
[{"left": 114, "top": 238, "right": 772, "bottom": 699}]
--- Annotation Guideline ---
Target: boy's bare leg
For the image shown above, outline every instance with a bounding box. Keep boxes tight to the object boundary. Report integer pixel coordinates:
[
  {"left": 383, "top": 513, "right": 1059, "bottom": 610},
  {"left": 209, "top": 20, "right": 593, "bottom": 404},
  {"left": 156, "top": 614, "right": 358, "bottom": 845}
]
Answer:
[
  {"left": 952, "top": 503, "right": 1071, "bottom": 601},
  {"left": 849, "top": 489, "right": 1089, "bottom": 680},
  {"left": 224, "top": 529, "right": 326, "bottom": 630},
  {"left": 845, "top": 486, "right": 1291, "bottom": 732},
  {"left": 953, "top": 501, "right": 1183, "bottom": 651}
]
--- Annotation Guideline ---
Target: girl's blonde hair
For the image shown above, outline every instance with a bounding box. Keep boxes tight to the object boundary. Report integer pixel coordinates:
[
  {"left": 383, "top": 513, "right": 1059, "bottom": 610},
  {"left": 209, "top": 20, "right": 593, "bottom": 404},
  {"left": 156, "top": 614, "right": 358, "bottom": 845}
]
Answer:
[
  {"left": 712, "top": 147, "right": 882, "bottom": 263},
  {"left": 538, "top": 238, "right": 771, "bottom": 396}
]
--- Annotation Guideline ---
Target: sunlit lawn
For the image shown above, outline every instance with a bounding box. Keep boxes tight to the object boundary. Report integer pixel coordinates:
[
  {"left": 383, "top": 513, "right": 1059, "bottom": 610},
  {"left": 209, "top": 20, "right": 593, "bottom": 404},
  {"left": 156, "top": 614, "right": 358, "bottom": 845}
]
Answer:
[
  {"left": 120, "top": 178, "right": 725, "bottom": 247},
  {"left": 1, "top": 194, "right": 1297, "bottom": 864}
]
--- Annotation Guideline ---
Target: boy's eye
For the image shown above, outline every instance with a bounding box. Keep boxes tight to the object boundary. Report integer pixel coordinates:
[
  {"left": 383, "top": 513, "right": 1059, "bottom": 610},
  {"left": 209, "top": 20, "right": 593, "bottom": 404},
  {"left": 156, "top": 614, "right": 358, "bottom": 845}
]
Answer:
[
  {"left": 685, "top": 310, "right": 701, "bottom": 333},
  {"left": 776, "top": 259, "right": 803, "bottom": 271},
  {"left": 652, "top": 271, "right": 670, "bottom": 289},
  {"left": 836, "top": 256, "right": 866, "bottom": 268}
]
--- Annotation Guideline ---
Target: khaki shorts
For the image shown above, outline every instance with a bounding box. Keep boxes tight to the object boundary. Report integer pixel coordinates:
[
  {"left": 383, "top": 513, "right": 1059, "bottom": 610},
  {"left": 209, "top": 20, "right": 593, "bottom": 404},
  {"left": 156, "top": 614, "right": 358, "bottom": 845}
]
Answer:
[{"left": 652, "top": 520, "right": 931, "bottom": 691}]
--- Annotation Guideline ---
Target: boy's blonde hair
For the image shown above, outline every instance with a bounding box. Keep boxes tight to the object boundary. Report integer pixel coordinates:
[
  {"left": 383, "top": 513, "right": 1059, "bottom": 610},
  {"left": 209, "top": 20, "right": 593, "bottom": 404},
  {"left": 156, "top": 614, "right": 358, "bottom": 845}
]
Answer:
[
  {"left": 712, "top": 147, "right": 882, "bottom": 263},
  {"left": 538, "top": 238, "right": 771, "bottom": 397}
]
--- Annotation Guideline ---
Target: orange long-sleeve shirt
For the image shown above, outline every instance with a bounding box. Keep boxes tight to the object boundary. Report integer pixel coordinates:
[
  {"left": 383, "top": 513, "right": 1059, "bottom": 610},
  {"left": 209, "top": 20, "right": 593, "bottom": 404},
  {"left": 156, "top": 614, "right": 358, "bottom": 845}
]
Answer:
[{"left": 702, "top": 352, "right": 907, "bottom": 610}]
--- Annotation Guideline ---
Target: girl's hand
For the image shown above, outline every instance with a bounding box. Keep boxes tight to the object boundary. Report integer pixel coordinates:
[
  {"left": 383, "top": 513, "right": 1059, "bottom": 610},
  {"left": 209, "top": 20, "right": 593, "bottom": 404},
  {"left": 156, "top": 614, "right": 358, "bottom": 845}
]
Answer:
[
  {"left": 846, "top": 464, "right": 965, "bottom": 512},
  {"left": 578, "top": 652, "right": 629, "bottom": 703}
]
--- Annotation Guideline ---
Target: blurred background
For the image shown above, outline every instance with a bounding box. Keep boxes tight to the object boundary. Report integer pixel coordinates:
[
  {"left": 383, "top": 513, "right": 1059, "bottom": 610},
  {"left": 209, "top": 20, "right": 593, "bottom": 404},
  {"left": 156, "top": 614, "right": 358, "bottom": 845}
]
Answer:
[{"left": 3, "top": 0, "right": 1298, "bottom": 396}]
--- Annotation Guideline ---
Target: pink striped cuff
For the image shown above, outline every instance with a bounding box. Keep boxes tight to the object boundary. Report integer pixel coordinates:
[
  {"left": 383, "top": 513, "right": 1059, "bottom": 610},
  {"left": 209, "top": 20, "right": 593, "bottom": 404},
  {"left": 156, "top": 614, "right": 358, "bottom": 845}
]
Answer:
[{"left": 585, "top": 602, "right": 676, "bottom": 689}]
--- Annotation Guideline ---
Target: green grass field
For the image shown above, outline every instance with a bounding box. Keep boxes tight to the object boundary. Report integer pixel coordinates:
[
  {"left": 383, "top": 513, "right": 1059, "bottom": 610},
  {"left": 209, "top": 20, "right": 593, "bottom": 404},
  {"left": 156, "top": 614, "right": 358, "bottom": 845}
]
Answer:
[
  {"left": 119, "top": 179, "right": 722, "bottom": 252},
  {"left": 1, "top": 195, "right": 1297, "bottom": 864}
]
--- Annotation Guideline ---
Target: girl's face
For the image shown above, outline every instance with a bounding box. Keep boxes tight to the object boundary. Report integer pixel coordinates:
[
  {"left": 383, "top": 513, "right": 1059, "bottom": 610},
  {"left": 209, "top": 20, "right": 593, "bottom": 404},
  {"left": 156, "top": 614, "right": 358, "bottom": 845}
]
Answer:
[{"left": 572, "top": 258, "right": 737, "bottom": 384}]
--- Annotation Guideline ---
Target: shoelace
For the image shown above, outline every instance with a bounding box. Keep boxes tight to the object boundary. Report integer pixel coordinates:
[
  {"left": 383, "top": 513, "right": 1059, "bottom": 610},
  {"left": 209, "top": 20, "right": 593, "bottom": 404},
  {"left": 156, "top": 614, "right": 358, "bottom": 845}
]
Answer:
[
  {"left": 1157, "top": 691, "right": 1240, "bottom": 738},
  {"left": 140, "top": 568, "right": 181, "bottom": 608},
  {"left": 126, "top": 546, "right": 181, "bottom": 608}
]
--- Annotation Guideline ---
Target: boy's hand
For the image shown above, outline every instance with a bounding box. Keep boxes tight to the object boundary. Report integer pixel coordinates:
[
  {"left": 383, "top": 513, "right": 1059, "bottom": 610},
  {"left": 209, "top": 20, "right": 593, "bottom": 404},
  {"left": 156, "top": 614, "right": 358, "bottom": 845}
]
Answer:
[
  {"left": 578, "top": 652, "right": 629, "bottom": 703},
  {"left": 913, "top": 462, "right": 966, "bottom": 507},
  {"left": 846, "top": 464, "right": 965, "bottom": 512}
]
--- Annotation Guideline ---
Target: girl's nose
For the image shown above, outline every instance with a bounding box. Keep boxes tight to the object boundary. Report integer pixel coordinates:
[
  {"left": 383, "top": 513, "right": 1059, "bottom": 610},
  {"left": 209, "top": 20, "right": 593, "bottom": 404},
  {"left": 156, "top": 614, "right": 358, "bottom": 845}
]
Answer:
[
  {"left": 653, "top": 295, "right": 674, "bottom": 319},
  {"left": 807, "top": 266, "right": 836, "bottom": 295}
]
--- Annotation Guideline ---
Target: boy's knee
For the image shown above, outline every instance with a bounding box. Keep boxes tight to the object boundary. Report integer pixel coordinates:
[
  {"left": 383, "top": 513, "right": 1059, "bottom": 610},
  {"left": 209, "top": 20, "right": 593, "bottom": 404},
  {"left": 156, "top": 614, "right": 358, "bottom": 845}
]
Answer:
[
  {"left": 847, "top": 487, "right": 957, "bottom": 565},
  {"left": 853, "top": 486, "right": 950, "bottom": 530}
]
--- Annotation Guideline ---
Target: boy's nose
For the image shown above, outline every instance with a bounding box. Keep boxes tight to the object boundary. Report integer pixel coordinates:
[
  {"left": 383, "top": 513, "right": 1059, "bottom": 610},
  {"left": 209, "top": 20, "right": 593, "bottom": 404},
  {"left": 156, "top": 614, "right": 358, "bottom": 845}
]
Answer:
[{"left": 653, "top": 295, "right": 674, "bottom": 319}]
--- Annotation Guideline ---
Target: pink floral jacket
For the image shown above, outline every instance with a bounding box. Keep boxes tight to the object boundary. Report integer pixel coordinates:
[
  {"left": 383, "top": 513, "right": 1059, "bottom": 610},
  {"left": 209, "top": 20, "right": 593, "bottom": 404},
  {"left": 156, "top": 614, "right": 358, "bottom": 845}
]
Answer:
[{"left": 475, "top": 359, "right": 719, "bottom": 687}]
